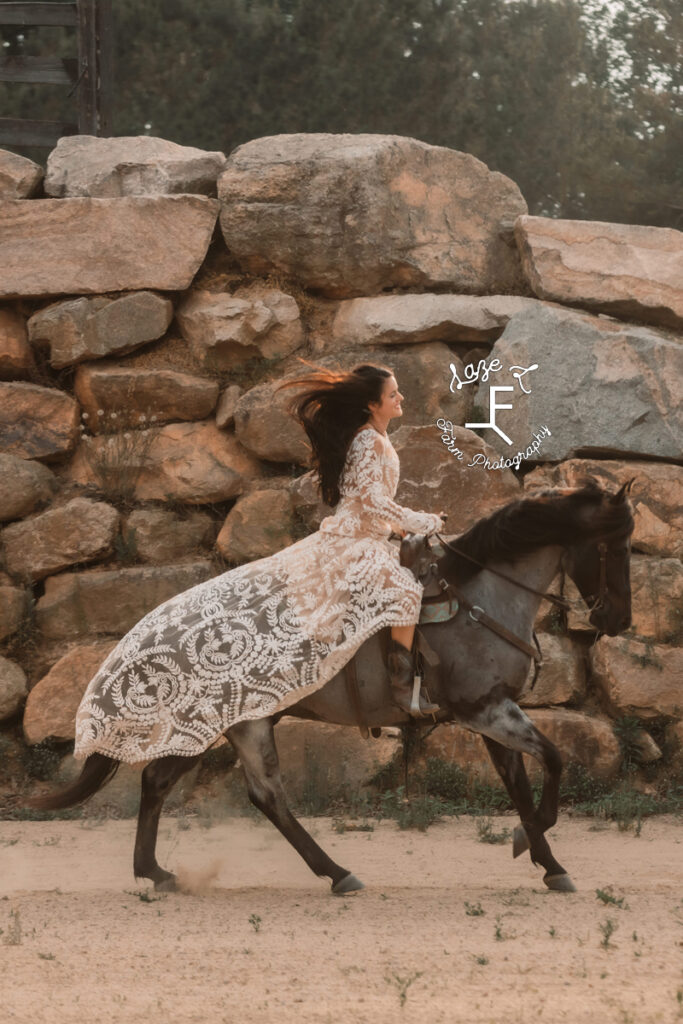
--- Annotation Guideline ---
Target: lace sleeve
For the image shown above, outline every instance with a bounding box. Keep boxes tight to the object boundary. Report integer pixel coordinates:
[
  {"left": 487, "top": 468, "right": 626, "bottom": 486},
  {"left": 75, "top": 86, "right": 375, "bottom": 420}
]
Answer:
[{"left": 352, "top": 433, "right": 443, "bottom": 535}]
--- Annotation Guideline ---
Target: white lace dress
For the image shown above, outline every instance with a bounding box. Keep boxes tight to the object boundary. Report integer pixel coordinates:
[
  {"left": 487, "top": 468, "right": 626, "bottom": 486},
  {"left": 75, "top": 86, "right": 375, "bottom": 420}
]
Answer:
[{"left": 74, "top": 428, "right": 442, "bottom": 763}]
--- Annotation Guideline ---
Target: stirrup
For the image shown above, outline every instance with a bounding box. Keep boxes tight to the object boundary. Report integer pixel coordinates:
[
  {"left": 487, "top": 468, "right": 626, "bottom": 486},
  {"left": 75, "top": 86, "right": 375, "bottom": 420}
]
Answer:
[
  {"left": 408, "top": 676, "right": 439, "bottom": 719},
  {"left": 388, "top": 640, "right": 439, "bottom": 718}
]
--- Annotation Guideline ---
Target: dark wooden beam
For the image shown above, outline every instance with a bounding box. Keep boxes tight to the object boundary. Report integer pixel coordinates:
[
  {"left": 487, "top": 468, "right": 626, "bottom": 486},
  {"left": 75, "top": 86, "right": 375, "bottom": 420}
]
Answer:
[
  {"left": 76, "top": 0, "right": 97, "bottom": 134},
  {"left": 0, "top": 116, "right": 77, "bottom": 147},
  {"left": 0, "top": 55, "right": 78, "bottom": 84},
  {"left": 96, "top": 0, "right": 113, "bottom": 135},
  {"left": 0, "top": 3, "right": 77, "bottom": 27}
]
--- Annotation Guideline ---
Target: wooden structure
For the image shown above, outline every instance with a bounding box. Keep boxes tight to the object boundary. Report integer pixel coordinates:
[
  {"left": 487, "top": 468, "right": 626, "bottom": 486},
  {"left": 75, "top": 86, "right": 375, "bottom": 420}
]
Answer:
[{"left": 0, "top": 1, "right": 113, "bottom": 148}]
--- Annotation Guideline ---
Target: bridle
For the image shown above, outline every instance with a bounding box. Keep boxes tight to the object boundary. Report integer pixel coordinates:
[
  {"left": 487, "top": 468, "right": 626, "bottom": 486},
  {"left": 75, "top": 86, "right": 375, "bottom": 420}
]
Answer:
[{"left": 577, "top": 540, "right": 609, "bottom": 615}]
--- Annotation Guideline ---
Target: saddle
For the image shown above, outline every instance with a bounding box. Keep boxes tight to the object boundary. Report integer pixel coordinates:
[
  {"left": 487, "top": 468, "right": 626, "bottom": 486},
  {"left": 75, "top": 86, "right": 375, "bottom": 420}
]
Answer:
[{"left": 400, "top": 534, "right": 460, "bottom": 623}]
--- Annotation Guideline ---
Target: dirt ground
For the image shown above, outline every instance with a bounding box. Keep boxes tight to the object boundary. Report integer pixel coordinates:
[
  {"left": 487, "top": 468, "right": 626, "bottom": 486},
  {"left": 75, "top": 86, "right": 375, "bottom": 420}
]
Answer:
[{"left": 1, "top": 812, "right": 682, "bottom": 1024}]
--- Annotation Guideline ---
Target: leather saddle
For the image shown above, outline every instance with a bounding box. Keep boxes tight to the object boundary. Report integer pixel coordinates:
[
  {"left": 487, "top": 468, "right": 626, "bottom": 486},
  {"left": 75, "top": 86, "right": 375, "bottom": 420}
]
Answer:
[{"left": 400, "top": 534, "right": 460, "bottom": 623}]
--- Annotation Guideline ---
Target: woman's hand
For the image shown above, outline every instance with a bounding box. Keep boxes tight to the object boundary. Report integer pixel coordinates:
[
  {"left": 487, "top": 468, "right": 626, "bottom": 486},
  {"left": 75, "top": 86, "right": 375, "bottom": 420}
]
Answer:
[{"left": 431, "top": 512, "right": 447, "bottom": 534}]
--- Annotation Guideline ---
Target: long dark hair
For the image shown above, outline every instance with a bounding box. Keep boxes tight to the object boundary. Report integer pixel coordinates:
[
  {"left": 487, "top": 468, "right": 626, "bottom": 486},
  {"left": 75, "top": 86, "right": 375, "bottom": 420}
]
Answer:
[{"left": 280, "top": 363, "right": 392, "bottom": 506}]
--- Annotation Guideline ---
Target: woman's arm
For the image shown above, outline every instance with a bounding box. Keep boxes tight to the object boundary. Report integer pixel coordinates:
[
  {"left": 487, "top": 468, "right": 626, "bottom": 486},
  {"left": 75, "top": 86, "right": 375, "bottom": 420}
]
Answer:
[{"left": 353, "top": 433, "right": 443, "bottom": 535}]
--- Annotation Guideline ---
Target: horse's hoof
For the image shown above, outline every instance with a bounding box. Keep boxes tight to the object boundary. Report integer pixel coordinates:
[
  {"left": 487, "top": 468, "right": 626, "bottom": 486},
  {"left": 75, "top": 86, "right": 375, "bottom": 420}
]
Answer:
[
  {"left": 154, "top": 874, "right": 178, "bottom": 893},
  {"left": 331, "top": 873, "right": 365, "bottom": 895},
  {"left": 544, "top": 872, "right": 576, "bottom": 893},
  {"left": 512, "top": 825, "right": 529, "bottom": 859}
]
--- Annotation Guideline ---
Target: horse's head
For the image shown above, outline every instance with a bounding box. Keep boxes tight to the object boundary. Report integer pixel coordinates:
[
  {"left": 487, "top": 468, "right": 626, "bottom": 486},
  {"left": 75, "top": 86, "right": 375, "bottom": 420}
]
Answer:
[{"left": 562, "top": 481, "right": 635, "bottom": 636}]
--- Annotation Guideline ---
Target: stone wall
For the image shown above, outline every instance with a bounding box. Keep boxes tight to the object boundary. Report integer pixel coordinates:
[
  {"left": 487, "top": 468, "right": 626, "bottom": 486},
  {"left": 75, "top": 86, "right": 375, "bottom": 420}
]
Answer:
[{"left": 0, "top": 133, "right": 681, "bottom": 804}]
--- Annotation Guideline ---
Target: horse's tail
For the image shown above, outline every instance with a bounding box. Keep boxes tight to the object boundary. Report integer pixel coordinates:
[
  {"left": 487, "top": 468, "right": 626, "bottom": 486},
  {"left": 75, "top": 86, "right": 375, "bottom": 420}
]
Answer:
[{"left": 29, "top": 753, "right": 120, "bottom": 811}]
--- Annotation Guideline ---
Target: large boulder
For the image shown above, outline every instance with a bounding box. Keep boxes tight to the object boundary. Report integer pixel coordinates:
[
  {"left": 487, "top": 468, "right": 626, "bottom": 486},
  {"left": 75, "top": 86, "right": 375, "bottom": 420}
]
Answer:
[
  {"left": 525, "top": 459, "right": 683, "bottom": 560},
  {"left": 274, "top": 720, "right": 398, "bottom": 805},
  {"left": 28, "top": 292, "right": 174, "bottom": 369},
  {"left": 45, "top": 135, "right": 227, "bottom": 197},
  {"left": 390, "top": 424, "right": 521, "bottom": 533},
  {"left": 515, "top": 215, "right": 683, "bottom": 331},
  {"left": 424, "top": 709, "right": 622, "bottom": 784},
  {"left": 69, "top": 421, "right": 262, "bottom": 504},
  {"left": 74, "top": 363, "right": 219, "bottom": 428},
  {"left": 0, "top": 656, "right": 28, "bottom": 721},
  {"left": 234, "top": 382, "right": 309, "bottom": 463},
  {"left": 591, "top": 636, "right": 683, "bottom": 719},
  {"left": 216, "top": 488, "right": 294, "bottom": 562},
  {"left": 518, "top": 633, "right": 585, "bottom": 708},
  {"left": 22, "top": 640, "right": 118, "bottom": 744},
  {"left": 218, "top": 133, "right": 527, "bottom": 297},
  {"left": 0, "top": 308, "right": 33, "bottom": 380},
  {"left": 0, "top": 148, "right": 43, "bottom": 199},
  {"left": 1, "top": 498, "right": 119, "bottom": 582},
  {"left": 0, "top": 580, "right": 28, "bottom": 642},
  {"left": 176, "top": 284, "right": 304, "bottom": 370},
  {"left": 332, "top": 294, "right": 541, "bottom": 348},
  {"left": 527, "top": 709, "right": 622, "bottom": 779},
  {"left": 0, "top": 454, "right": 56, "bottom": 521},
  {"left": 123, "top": 508, "right": 215, "bottom": 564},
  {"left": 627, "top": 557, "right": 683, "bottom": 643},
  {"left": 0, "top": 195, "right": 219, "bottom": 298},
  {"left": 35, "top": 561, "right": 214, "bottom": 639},
  {"left": 0, "top": 382, "right": 79, "bottom": 460},
  {"left": 475, "top": 304, "right": 683, "bottom": 462}
]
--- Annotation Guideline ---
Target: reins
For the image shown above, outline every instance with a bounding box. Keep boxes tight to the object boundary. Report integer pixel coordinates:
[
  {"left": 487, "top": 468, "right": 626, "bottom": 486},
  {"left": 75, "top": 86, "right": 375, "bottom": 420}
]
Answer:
[{"left": 434, "top": 533, "right": 570, "bottom": 611}]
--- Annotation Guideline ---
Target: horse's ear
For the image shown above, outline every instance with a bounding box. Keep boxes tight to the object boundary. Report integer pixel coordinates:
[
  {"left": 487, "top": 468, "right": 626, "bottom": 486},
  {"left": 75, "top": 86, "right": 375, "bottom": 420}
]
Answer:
[{"left": 611, "top": 478, "right": 635, "bottom": 503}]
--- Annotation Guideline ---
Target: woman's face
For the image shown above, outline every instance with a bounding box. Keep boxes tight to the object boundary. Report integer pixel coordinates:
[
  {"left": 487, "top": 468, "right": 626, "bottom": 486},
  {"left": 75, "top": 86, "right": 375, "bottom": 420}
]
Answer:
[{"left": 369, "top": 375, "right": 404, "bottom": 422}]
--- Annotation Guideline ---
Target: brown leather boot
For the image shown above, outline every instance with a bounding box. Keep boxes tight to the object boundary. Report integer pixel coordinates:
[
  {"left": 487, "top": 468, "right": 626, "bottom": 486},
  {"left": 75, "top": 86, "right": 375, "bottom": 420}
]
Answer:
[{"left": 388, "top": 639, "right": 439, "bottom": 717}]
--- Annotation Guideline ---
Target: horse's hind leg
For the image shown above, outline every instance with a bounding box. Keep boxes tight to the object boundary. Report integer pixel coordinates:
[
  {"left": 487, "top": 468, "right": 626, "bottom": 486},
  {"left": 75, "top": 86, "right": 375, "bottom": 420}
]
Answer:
[
  {"left": 227, "top": 719, "right": 363, "bottom": 894},
  {"left": 472, "top": 700, "right": 575, "bottom": 892},
  {"left": 134, "top": 755, "right": 200, "bottom": 891}
]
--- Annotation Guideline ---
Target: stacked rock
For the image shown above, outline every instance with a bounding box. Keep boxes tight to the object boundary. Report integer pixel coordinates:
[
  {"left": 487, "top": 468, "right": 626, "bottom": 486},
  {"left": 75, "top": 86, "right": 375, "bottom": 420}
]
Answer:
[{"left": 0, "top": 132, "right": 681, "bottom": 806}]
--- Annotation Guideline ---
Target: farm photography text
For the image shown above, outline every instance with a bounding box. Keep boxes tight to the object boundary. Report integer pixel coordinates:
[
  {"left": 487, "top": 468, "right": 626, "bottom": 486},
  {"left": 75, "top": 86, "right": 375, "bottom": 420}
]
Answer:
[{"left": 438, "top": 355, "right": 552, "bottom": 470}]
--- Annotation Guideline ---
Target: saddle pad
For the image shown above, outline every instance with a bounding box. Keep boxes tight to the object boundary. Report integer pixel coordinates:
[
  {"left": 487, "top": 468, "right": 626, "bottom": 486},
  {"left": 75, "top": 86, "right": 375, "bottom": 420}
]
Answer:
[{"left": 419, "top": 597, "right": 460, "bottom": 625}]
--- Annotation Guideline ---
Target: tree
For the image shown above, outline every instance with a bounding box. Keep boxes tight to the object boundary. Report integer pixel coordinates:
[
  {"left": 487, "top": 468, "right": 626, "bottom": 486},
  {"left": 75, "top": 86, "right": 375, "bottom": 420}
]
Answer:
[{"left": 1, "top": 0, "right": 679, "bottom": 227}]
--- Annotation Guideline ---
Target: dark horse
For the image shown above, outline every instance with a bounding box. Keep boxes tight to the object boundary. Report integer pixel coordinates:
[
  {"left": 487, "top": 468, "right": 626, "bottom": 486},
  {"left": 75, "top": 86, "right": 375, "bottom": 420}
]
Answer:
[{"left": 33, "top": 482, "right": 634, "bottom": 895}]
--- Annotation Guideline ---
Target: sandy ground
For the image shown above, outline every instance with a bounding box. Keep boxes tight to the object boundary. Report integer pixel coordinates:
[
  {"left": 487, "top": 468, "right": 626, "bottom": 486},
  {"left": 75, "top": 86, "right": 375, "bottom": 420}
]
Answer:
[{"left": 1, "top": 812, "right": 682, "bottom": 1024}]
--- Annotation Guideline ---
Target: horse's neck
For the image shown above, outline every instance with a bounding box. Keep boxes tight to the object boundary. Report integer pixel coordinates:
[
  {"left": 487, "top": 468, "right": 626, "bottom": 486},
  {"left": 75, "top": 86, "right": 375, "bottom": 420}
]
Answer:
[{"left": 484, "top": 545, "right": 563, "bottom": 624}]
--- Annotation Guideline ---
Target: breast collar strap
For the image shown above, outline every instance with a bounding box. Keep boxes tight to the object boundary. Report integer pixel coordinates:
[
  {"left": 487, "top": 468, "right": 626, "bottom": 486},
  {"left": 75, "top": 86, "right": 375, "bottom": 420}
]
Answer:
[{"left": 429, "top": 574, "right": 543, "bottom": 664}]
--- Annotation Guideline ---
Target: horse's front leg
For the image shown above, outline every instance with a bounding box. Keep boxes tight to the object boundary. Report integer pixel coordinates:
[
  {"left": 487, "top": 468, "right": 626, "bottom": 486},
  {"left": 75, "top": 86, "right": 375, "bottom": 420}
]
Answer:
[
  {"left": 227, "top": 718, "right": 364, "bottom": 895},
  {"left": 471, "top": 700, "right": 575, "bottom": 892}
]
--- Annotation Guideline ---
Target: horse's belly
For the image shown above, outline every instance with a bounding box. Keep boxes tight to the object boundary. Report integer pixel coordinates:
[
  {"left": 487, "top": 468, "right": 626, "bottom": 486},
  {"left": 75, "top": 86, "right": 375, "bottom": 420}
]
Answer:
[{"left": 285, "top": 631, "right": 405, "bottom": 728}]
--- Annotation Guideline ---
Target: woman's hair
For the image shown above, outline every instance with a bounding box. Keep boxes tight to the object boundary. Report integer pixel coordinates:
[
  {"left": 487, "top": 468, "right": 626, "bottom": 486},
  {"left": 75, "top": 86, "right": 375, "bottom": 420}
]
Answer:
[{"left": 280, "top": 363, "right": 393, "bottom": 506}]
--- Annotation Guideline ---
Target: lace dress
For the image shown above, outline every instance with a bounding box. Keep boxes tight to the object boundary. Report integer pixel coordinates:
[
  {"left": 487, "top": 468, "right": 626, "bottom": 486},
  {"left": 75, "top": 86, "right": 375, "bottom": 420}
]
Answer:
[{"left": 74, "top": 428, "right": 442, "bottom": 763}]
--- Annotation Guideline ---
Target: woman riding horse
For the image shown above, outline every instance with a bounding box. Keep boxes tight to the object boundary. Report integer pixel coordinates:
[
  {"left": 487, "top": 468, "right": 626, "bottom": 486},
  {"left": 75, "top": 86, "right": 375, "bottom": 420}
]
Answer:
[{"left": 73, "top": 363, "right": 445, "bottom": 769}]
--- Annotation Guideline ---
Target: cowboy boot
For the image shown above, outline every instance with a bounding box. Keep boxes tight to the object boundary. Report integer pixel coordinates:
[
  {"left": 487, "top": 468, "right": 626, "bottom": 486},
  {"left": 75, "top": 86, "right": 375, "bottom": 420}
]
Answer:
[{"left": 388, "top": 639, "right": 439, "bottom": 717}]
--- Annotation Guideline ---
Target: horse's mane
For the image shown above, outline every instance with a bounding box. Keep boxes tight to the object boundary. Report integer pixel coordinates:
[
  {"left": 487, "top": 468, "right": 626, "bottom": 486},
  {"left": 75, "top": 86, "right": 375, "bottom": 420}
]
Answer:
[{"left": 444, "top": 481, "right": 634, "bottom": 583}]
